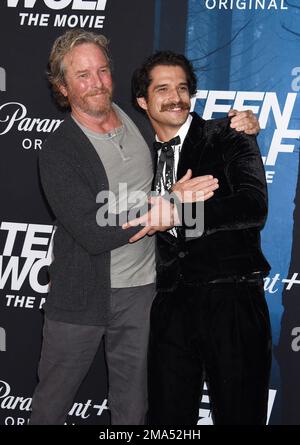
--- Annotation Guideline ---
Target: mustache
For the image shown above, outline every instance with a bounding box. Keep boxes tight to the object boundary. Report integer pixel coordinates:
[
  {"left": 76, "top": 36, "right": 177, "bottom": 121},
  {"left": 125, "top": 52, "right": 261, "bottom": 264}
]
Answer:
[
  {"left": 160, "top": 101, "right": 190, "bottom": 112},
  {"left": 85, "top": 88, "right": 110, "bottom": 97}
]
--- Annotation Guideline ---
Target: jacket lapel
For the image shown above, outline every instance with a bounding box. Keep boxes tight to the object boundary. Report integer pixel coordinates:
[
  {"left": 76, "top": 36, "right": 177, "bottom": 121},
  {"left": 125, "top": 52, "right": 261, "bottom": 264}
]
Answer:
[
  {"left": 177, "top": 112, "right": 207, "bottom": 180},
  {"left": 158, "top": 113, "right": 208, "bottom": 246}
]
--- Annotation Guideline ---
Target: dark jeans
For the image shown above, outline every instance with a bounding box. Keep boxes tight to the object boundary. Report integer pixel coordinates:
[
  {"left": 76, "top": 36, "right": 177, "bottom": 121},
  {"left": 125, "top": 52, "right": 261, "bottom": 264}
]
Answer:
[{"left": 148, "top": 279, "right": 272, "bottom": 425}]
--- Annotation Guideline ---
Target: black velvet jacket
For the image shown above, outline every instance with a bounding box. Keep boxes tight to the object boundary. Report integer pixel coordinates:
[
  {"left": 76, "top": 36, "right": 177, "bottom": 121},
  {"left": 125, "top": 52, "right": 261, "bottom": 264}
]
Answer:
[{"left": 156, "top": 113, "right": 271, "bottom": 291}]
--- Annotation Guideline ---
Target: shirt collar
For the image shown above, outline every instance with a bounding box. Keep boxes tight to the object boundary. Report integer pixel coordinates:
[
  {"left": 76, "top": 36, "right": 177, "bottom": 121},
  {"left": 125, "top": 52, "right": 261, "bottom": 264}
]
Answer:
[{"left": 155, "top": 113, "right": 193, "bottom": 145}]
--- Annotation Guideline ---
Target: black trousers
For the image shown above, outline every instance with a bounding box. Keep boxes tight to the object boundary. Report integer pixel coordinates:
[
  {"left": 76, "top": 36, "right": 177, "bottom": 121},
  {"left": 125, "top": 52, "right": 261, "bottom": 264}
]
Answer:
[{"left": 148, "top": 278, "right": 272, "bottom": 425}]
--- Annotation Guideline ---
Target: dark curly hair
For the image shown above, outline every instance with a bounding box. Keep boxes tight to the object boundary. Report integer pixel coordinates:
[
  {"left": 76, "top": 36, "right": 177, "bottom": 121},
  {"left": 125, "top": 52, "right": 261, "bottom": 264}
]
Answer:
[{"left": 131, "top": 51, "right": 197, "bottom": 113}]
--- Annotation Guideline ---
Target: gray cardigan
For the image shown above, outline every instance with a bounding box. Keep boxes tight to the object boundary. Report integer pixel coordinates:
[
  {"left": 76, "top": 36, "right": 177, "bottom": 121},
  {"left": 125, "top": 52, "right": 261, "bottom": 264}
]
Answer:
[{"left": 39, "top": 114, "right": 150, "bottom": 326}]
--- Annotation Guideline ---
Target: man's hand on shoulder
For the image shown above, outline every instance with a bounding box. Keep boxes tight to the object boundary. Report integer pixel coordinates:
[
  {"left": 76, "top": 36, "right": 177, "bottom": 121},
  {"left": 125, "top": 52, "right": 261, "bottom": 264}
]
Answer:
[{"left": 228, "top": 109, "right": 260, "bottom": 135}]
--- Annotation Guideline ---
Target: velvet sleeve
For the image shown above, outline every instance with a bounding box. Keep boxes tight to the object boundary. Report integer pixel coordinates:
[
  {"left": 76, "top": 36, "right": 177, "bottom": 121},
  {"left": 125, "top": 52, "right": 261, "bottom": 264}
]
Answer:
[{"left": 203, "top": 127, "right": 267, "bottom": 235}]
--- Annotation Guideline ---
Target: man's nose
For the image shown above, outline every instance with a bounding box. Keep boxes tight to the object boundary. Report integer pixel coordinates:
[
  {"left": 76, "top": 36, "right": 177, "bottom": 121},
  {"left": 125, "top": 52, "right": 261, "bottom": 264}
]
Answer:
[
  {"left": 169, "top": 88, "right": 181, "bottom": 102},
  {"left": 92, "top": 72, "right": 104, "bottom": 88}
]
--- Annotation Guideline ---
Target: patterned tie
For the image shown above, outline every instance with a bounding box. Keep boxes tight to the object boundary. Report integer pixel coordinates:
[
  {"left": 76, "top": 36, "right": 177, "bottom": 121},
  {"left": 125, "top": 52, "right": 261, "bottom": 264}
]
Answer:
[{"left": 153, "top": 135, "right": 181, "bottom": 194}]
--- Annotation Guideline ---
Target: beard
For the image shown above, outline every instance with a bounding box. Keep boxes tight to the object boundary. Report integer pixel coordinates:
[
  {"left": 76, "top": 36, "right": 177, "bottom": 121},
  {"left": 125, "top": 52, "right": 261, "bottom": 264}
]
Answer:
[{"left": 69, "top": 87, "right": 113, "bottom": 118}]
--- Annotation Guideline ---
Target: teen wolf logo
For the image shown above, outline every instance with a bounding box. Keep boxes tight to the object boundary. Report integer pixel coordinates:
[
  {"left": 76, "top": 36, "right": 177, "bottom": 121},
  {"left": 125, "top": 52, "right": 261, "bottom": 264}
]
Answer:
[
  {"left": 193, "top": 89, "right": 300, "bottom": 184},
  {"left": 198, "top": 383, "right": 277, "bottom": 425},
  {"left": 7, "top": 0, "right": 107, "bottom": 9},
  {"left": 6, "top": 0, "right": 108, "bottom": 28},
  {"left": 0, "top": 327, "right": 6, "bottom": 352},
  {"left": 0, "top": 68, "right": 6, "bottom": 92},
  {"left": 0, "top": 222, "right": 54, "bottom": 295}
]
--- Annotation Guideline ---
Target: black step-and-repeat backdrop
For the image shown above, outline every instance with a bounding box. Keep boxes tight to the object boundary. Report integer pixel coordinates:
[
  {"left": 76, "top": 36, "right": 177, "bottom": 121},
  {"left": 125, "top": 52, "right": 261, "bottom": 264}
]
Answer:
[{"left": 1, "top": 0, "right": 300, "bottom": 425}]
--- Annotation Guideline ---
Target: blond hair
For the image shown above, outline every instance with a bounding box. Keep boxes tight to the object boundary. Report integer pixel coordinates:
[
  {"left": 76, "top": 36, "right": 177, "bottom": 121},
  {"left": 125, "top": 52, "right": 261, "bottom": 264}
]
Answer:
[{"left": 48, "top": 29, "right": 110, "bottom": 108}]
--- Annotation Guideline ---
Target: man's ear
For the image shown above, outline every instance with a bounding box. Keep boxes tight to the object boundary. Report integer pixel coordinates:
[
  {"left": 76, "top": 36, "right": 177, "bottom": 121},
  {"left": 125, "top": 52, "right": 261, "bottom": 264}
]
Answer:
[
  {"left": 136, "top": 96, "right": 148, "bottom": 112},
  {"left": 58, "top": 83, "right": 68, "bottom": 97}
]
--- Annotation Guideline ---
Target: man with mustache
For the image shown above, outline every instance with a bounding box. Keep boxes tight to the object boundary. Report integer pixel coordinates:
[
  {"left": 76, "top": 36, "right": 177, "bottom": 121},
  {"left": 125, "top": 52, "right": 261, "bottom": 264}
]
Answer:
[
  {"left": 30, "top": 30, "right": 260, "bottom": 425},
  {"left": 127, "top": 51, "right": 272, "bottom": 425}
]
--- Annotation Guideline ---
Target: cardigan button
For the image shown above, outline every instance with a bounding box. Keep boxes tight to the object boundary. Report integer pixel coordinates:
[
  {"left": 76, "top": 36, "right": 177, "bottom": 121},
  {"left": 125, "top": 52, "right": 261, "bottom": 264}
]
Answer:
[{"left": 178, "top": 251, "right": 186, "bottom": 258}]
